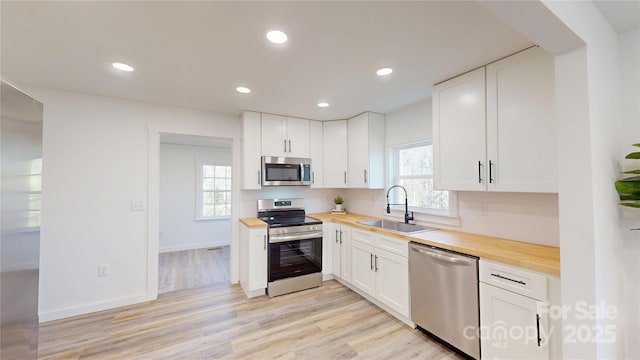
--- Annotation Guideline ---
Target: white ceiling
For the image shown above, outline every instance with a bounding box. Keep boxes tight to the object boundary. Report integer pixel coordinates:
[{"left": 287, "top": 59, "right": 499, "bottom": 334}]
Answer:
[{"left": 1, "top": 1, "right": 637, "bottom": 121}]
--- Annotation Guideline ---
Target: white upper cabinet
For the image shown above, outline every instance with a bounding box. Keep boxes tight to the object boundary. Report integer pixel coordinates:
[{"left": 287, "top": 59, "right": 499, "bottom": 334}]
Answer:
[
  {"left": 433, "top": 67, "right": 487, "bottom": 191},
  {"left": 261, "top": 113, "right": 310, "bottom": 158},
  {"left": 241, "top": 111, "right": 262, "bottom": 190},
  {"left": 347, "top": 112, "right": 385, "bottom": 189},
  {"left": 323, "top": 120, "right": 348, "bottom": 188},
  {"left": 486, "top": 46, "right": 557, "bottom": 192},
  {"left": 433, "top": 46, "right": 557, "bottom": 193},
  {"left": 309, "top": 120, "right": 324, "bottom": 188}
]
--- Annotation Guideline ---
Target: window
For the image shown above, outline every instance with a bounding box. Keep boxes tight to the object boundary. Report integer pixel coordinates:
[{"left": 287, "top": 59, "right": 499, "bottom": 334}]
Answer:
[
  {"left": 197, "top": 164, "right": 231, "bottom": 219},
  {"left": 391, "top": 140, "right": 454, "bottom": 215}
]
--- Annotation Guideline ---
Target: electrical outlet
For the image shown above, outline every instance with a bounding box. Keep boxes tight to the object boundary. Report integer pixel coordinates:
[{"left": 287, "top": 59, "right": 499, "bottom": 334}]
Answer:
[
  {"left": 479, "top": 203, "right": 488, "bottom": 216},
  {"left": 98, "top": 265, "right": 109, "bottom": 277},
  {"left": 131, "top": 200, "right": 145, "bottom": 211}
]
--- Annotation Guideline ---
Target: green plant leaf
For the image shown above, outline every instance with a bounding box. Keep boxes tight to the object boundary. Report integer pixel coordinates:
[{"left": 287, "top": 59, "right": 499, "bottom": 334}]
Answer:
[
  {"left": 620, "top": 200, "right": 640, "bottom": 208},
  {"left": 619, "top": 175, "right": 640, "bottom": 182},
  {"left": 616, "top": 180, "right": 640, "bottom": 196},
  {"left": 626, "top": 152, "right": 640, "bottom": 159},
  {"left": 623, "top": 169, "right": 640, "bottom": 174},
  {"left": 620, "top": 194, "right": 640, "bottom": 200},
  {"left": 633, "top": 143, "right": 640, "bottom": 148}
]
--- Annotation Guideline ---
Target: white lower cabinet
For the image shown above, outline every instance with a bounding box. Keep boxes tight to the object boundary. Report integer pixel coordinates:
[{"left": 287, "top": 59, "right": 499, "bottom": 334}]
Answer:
[
  {"left": 479, "top": 259, "right": 559, "bottom": 360},
  {"left": 350, "top": 229, "right": 410, "bottom": 319},
  {"left": 327, "top": 223, "right": 351, "bottom": 283},
  {"left": 239, "top": 223, "right": 267, "bottom": 298}
]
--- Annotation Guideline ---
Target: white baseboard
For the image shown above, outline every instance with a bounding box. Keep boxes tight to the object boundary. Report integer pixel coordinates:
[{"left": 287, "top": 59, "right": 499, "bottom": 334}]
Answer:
[
  {"left": 159, "top": 240, "right": 229, "bottom": 253},
  {"left": 38, "top": 292, "right": 154, "bottom": 323}
]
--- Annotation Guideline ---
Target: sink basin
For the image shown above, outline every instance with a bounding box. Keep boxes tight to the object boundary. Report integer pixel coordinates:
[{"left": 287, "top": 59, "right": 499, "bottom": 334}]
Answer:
[{"left": 356, "top": 219, "right": 438, "bottom": 234}]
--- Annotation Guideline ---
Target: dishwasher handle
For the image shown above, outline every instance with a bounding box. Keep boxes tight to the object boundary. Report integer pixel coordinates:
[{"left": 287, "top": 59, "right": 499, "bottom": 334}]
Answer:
[{"left": 411, "top": 246, "right": 474, "bottom": 266}]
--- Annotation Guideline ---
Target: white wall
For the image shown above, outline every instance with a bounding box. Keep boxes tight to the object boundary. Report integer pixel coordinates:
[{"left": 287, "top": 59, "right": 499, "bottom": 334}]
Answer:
[
  {"left": 346, "top": 99, "right": 560, "bottom": 247},
  {"left": 30, "top": 87, "right": 241, "bottom": 322},
  {"left": 159, "top": 143, "right": 231, "bottom": 252}
]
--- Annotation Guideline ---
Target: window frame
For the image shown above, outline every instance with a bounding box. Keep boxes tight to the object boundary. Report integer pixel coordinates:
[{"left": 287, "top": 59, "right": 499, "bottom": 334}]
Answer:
[
  {"left": 195, "top": 161, "right": 232, "bottom": 221},
  {"left": 389, "top": 140, "right": 458, "bottom": 220}
]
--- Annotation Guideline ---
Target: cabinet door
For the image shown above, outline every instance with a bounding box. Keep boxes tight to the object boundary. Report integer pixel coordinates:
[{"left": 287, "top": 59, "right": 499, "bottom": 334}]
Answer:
[
  {"left": 480, "top": 283, "right": 549, "bottom": 360},
  {"left": 348, "top": 113, "right": 369, "bottom": 188},
  {"left": 323, "top": 120, "right": 348, "bottom": 188},
  {"left": 240, "top": 223, "right": 267, "bottom": 297},
  {"left": 351, "top": 240, "right": 376, "bottom": 296},
  {"left": 486, "top": 47, "right": 556, "bottom": 193},
  {"left": 433, "top": 67, "right": 487, "bottom": 191},
  {"left": 340, "top": 226, "right": 352, "bottom": 283},
  {"left": 242, "top": 111, "right": 262, "bottom": 190},
  {"left": 286, "top": 117, "right": 310, "bottom": 158},
  {"left": 322, "top": 223, "right": 333, "bottom": 276},
  {"left": 330, "top": 224, "right": 341, "bottom": 278},
  {"left": 375, "top": 248, "right": 409, "bottom": 318},
  {"left": 261, "top": 113, "right": 286, "bottom": 157},
  {"left": 309, "top": 120, "right": 324, "bottom": 188}
]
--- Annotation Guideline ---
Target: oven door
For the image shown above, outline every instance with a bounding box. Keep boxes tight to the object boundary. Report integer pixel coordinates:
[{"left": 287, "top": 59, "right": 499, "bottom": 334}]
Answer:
[{"left": 268, "top": 232, "right": 322, "bottom": 282}]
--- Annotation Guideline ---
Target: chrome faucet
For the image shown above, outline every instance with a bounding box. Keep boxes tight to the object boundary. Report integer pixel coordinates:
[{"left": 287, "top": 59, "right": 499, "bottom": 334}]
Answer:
[{"left": 386, "top": 185, "right": 414, "bottom": 224}]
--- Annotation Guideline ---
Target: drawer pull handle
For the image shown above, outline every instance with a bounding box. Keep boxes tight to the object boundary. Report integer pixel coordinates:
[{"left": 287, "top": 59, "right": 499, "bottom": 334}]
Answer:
[
  {"left": 491, "top": 272, "right": 526, "bottom": 285},
  {"left": 536, "top": 314, "right": 542, "bottom": 347}
]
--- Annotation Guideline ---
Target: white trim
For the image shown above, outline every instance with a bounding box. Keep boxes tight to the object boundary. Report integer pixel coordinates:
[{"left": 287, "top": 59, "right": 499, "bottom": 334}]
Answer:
[
  {"left": 159, "top": 240, "right": 230, "bottom": 253},
  {"left": 195, "top": 216, "right": 231, "bottom": 221},
  {"left": 39, "top": 292, "right": 153, "bottom": 323}
]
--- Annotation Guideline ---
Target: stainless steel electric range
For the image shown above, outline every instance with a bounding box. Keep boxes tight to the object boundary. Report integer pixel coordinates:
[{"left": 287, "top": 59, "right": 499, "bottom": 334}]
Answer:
[{"left": 257, "top": 198, "right": 323, "bottom": 297}]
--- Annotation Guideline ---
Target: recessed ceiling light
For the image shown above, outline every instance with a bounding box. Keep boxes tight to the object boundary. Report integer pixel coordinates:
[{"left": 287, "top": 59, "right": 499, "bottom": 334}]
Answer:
[
  {"left": 317, "top": 102, "right": 329, "bottom": 108},
  {"left": 112, "top": 62, "right": 134, "bottom": 72},
  {"left": 266, "top": 30, "right": 288, "bottom": 44},
  {"left": 376, "top": 67, "right": 393, "bottom": 76},
  {"left": 236, "top": 86, "right": 251, "bottom": 94}
]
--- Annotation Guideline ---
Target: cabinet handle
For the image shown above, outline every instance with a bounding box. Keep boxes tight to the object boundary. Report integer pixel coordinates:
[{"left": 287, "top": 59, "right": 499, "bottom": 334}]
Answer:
[
  {"left": 335, "top": 229, "right": 339, "bottom": 243},
  {"left": 478, "top": 161, "right": 483, "bottom": 183},
  {"left": 258, "top": 171, "right": 261, "bottom": 185},
  {"left": 364, "top": 170, "right": 367, "bottom": 184},
  {"left": 312, "top": 171, "right": 315, "bottom": 184},
  {"left": 370, "top": 253, "right": 374, "bottom": 270},
  {"left": 288, "top": 140, "right": 291, "bottom": 153},
  {"left": 489, "top": 160, "right": 494, "bottom": 184},
  {"left": 374, "top": 255, "right": 379, "bottom": 272},
  {"left": 344, "top": 171, "right": 347, "bottom": 184},
  {"left": 263, "top": 235, "right": 266, "bottom": 250},
  {"left": 536, "top": 314, "right": 542, "bottom": 347},
  {"left": 284, "top": 139, "right": 287, "bottom": 153},
  {"left": 339, "top": 231, "right": 343, "bottom": 244},
  {"left": 490, "top": 272, "right": 526, "bottom": 285}
]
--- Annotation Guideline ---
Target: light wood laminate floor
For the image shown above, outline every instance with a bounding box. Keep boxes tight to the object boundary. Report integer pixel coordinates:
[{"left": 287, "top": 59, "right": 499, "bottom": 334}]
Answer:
[
  {"left": 158, "top": 246, "right": 230, "bottom": 294},
  {"left": 37, "top": 280, "right": 464, "bottom": 359}
]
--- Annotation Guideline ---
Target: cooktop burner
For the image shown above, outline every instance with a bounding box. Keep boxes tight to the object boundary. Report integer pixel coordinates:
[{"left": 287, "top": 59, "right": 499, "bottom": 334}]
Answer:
[{"left": 257, "top": 198, "right": 322, "bottom": 228}]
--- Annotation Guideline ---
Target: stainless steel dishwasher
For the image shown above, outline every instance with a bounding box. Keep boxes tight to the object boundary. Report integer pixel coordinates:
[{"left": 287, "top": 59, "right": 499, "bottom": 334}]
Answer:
[{"left": 409, "top": 242, "right": 480, "bottom": 359}]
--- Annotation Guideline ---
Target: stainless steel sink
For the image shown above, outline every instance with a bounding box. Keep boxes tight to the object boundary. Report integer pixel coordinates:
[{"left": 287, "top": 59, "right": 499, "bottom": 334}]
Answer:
[{"left": 356, "top": 219, "right": 438, "bottom": 234}]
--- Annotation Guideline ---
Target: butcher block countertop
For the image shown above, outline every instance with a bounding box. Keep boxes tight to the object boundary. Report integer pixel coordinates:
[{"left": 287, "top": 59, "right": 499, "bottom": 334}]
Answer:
[
  {"left": 309, "top": 212, "right": 560, "bottom": 276},
  {"left": 239, "top": 217, "right": 268, "bottom": 228}
]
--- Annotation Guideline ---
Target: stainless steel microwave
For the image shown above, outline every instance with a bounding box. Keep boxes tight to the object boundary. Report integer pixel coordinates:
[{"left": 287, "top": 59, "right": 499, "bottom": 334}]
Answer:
[{"left": 261, "top": 156, "right": 312, "bottom": 186}]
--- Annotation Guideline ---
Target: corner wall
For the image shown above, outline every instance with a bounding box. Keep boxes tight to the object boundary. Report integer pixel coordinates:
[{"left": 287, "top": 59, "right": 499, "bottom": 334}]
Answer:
[{"left": 31, "top": 87, "right": 241, "bottom": 322}]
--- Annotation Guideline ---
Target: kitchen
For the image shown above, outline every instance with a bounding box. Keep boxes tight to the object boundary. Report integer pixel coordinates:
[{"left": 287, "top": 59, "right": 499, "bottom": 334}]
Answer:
[{"left": 1, "top": 1, "right": 639, "bottom": 359}]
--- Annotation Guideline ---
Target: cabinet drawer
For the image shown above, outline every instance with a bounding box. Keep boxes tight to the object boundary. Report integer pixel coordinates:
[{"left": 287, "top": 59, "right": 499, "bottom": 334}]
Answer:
[
  {"left": 376, "top": 235, "right": 408, "bottom": 257},
  {"left": 479, "top": 259, "right": 547, "bottom": 301},
  {"left": 351, "top": 228, "right": 375, "bottom": 246}
]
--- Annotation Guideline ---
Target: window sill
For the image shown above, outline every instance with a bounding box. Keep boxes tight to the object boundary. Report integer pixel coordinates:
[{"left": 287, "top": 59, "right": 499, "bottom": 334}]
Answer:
[
  {"left": 195, "top": 216, "right": 231, "bottom": 222},
  {"left": 387, "top": 209, "right": 460, "bottom": 227}
]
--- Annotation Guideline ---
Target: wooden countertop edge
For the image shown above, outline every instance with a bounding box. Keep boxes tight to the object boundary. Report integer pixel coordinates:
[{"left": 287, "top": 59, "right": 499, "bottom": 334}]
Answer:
[
  {"left": 308, "top": 212, "right": 560, "bottom": 276},
  {"left": 239, "top": 217, "right": 267, "bottom": 228}
]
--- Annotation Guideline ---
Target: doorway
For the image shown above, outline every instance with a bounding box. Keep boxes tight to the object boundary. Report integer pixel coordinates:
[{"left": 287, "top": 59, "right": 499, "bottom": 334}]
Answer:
[{"left": 157, "top": 133, "right": 232, "bottom": 294}]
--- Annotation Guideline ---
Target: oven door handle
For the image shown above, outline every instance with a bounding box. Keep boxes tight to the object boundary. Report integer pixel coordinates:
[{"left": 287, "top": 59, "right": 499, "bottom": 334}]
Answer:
[{"left": 269, "top": 231, "right": 323, "bottom": 243}]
